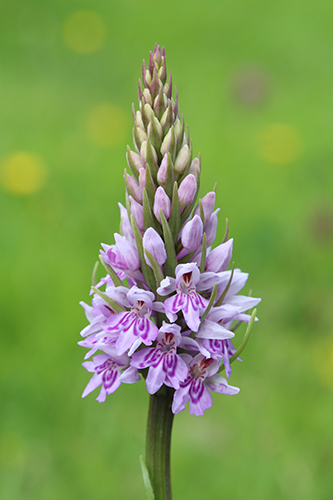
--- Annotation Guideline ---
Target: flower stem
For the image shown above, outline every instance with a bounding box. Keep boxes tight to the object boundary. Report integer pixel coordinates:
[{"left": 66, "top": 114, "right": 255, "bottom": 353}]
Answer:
[{"left": 145, "top": 386, "right": 174, "bottom": 500}]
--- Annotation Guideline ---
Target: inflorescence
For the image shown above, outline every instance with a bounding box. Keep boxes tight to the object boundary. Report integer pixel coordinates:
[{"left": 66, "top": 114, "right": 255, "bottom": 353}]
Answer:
[{"left": 79, "top": 45, "right": 261, "bottom": 416}]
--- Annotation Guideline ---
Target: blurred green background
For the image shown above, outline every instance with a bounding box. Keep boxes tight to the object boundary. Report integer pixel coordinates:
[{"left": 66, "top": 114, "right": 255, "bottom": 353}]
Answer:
[{"left": 1, "top": 0, "right": 333, "bottom": 498}]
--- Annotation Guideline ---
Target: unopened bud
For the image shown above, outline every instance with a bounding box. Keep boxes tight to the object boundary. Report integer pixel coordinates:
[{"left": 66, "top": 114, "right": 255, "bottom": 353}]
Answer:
[
  {"left": 189, "top": 157, "right": 201, "bottom": 181},
  {"left": 135, "top": 110, "right": 145, "bottom": 130},
  {"left": 160, "top": 103, "right": 173, "bottom": 134},
  {"left": 206, "top": 238, "right": 233, "bottom": 273},
  {"left": 129, "top": 195, "right": 144, "bottom": 232},
  {"left": 133, "top": 126, "right": 148, "bottom": 152},
  {"left": 154, "top": 87, "right": 166, "bottom": 120},
  {"left": 148, "top": 116, "right": 163, "bottom": 151},
  {"left": 138, "top": 168, "right": 146, "bottom": 192},
  {"left": 125, "top": 172, "right": 142, "bottom": 203},
  {"left": 142, "top": 103, "right": 154, "bottom": 126},
  {"left": 174, "top": 144, "right": 191, "bottom": 175},
  {"left": 153, "top": 44, "right": 162, "bottom": 66},
  {"left": 143, "top": 227, "right": 167, "bottom": 267},
  {"left": 158, "top": 61, "right": 167, "bottom": 84},
  {"left": 150, "top": 68, "right": 160, "bottom": 101},
  {"left": 157, "top": 153, "right": 170, "bottom": 186},
  {"left": 118, "top": 202, "right": 135, "bottom": 244},
  {"left": 178, "top": 174, "right": 197, "bottom": 212},
  {"left": 148, "top": 50, "right": 155, "bottom": 74},
  {"left": 143, "top": 88, "right": 152, "bottom": 107},
  {"left": 126, "top": 147, "right": 145, "bottom": 176},
  {"left": 181, "top": 215, "right": 203, "bottom": 251},
  {"left": 193, "top": 192, "right": 215, "bottom": 223},
  {"left": 174, "top": 117, "right": 184, "bottom": 146},
  {"left": 205, "top": 208, "right": 220, "bottom": 246},
  {"left": 160, "top": 126, "right": 176, "bottom": 159},
  {"left": 140, "top": 141, "right": 158, "bottom": 165},
  {"left": 153, "top": 186, "right": 171, "bottom": 224},
  {"left": 145, "top": 70, "right": 152, "bottom": 86}
]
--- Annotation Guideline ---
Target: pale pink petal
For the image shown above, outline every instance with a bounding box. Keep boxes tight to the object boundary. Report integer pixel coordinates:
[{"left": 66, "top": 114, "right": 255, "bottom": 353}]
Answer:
[
  {"left": 146, "top": 361, "right": 166, "bottom": 394},
  {"left": 189, "top": 384, "right": 213, "bottom": 416},
  {"left": 172, "top": 383, "right": 191, "bottom": 414},
  {"left": 119, "top": 366, "right": 141, "bottom": 384},
  {"left": 205, "top": 374, "right": 240, "bottom": 395}
]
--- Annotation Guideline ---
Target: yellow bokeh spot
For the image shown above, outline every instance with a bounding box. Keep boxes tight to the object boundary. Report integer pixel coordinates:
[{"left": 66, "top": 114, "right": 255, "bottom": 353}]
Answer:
[
  {"left": 313, "top": 337, "right": 333, "bottom": 389},
  {"left": 86, "top": 103, "right": 128, "bottom": 147},
  {"left": 62, "top": 11, "right": 107, "bottom": 54},
  {"left": 0, "top": 152, "right": 47, "bottom": 195},
  {"left": 258, "top": 123, "right": 302, "bottom": 164}
]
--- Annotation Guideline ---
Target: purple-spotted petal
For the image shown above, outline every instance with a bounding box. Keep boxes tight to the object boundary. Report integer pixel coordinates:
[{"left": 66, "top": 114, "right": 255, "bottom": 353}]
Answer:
[
  {"left": 189, "top": 382, "right": 213, "bottom": 416},
  {"left": 130, "top": 347, "right": 157, "bottom": 369},
  {"left": 146, "top": 361, "right": 166, "bottom": 394},
  {"left": 168, "top": 355, "right": 189, "bottom": 389},
  {"left": 172, "top": 381, "right": 191, "bottom": 414},
  {"left": 183, "top": 294, "right": 201, "bottom": 332}
]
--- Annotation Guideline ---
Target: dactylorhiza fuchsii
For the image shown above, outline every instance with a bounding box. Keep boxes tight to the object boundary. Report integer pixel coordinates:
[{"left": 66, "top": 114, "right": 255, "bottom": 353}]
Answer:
[{"left": 79, "top": 45, "right": 261, "bottom": 499}]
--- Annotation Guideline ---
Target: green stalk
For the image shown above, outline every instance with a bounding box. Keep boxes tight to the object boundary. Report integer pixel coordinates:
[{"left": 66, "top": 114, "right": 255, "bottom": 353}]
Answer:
[{"left": 145, "top": 386, "right": 174, "bottom": 500}]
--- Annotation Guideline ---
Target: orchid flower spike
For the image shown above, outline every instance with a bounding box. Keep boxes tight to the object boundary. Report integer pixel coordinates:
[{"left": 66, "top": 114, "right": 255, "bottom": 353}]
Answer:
[{"left": 80, "top": 44, "right": 261, "bottom": 417}]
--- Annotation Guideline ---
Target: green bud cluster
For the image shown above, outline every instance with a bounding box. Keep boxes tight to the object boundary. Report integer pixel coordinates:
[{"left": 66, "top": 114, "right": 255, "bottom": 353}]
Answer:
[
  {"left": 126, "top": 44, "right": 201, "bottom": 194},
  {"left": 123, "top": 45, "right": 204, "bottom": 287}
]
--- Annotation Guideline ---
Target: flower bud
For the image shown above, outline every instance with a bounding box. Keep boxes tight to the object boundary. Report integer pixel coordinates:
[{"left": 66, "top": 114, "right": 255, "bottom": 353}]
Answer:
[
  {"left": 150, "top": 67, "right": 160, "bottom": 101},
  {"left": 189, "top": 157, "right": 201, "bottom": 181},
  {"left": 145, "top": 69, "right": 152, "bottom": 86},
  {"left": 193, "top": 191, "right": 215, "bottom": 223},
  {"left": 153, "top": 186, "right": 171, "bottom": 224},
  {"left": 178, "top": 174, "right": 197, "bottom": 213},
  {"left": 138, "top": 168, "right": 146, "bottom": 191},
  {"left": 129, "top": 195, "right": 144, "bottom": 232},
  {"left": 206, "top": 238, "right": 233, "bottom": 273},
  {"left": 160, "top": 102, "right": 173, "bottom": 134},
  {"left": 140, "top": 140, "right": 158, "bottom": 165},
  {"left": 142, "top": 103, "right": 154, "bottom": 126},
  {"left": 181, "top": 215, "right": 203, "bottom": 251},
  {"left": 143, "top": 227, "right": 167, "bottom": 267},
  {"left": 153, "top": 44, "right": 162, "bottom": 66},
  {"left": 148, "top": 50, "right": 155, "bottom": 74},
  {"left": 133, "top": 126, "right": 148, "bottom": 152},
  {"left": 148, "top": 117, "right": 163, "bottom": 150},
  {"left": 135, "top": 110, "right": 145, "bottom": 130},
  {"left": 157, "top": 153, "right": 173, "bottom": 187},
  {"left": 205, "top": 208, "right": 219, "bottom": 246},
  {"left": 160, "top": 126, "right": 176, "bottom": 159},
  {"left": 126, "top": 147, "right": 145, "bottom": 176},
  {"left": 143, "top": 88, "right": 152, "bottom": 106},
  {"left": 158, "top": 61, "right": 167, "bottom": 84},
  {"left": 125, "top": 172, "right": 142, "bottom": 203},
  {"left": 154, "top": 87, "right": 166, "bottom": 120},
  {"left": 118, "top": 203, "right": 135, "bottom": 245},
  {"left": 174, "top": 117, "right": 184, "bottom": 146},
  {"left": 174, "top": 144, "right": 191, "bottom": 175}
]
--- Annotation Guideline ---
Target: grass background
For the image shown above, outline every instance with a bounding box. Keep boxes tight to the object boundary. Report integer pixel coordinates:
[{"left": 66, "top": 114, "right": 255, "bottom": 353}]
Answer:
[{"left": 1, "top": 0, "right": 333, "bottom": 498}]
